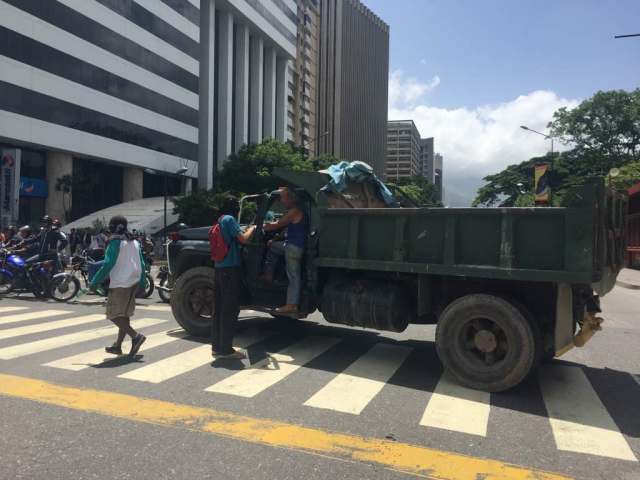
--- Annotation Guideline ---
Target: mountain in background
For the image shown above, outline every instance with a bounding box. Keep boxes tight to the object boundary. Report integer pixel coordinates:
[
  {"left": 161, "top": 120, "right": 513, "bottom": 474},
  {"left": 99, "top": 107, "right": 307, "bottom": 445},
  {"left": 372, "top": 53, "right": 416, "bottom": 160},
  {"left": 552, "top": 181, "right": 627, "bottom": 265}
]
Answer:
[{"left": 443, "top": 176, "right": 483, "bottom": 207}]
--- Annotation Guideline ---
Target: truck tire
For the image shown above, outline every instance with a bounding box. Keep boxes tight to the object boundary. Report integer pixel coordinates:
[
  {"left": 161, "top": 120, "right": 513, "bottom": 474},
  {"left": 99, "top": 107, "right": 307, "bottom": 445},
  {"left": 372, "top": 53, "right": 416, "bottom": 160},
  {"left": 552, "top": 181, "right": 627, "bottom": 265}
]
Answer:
[
  {"left": 170, "top": 266, "right": 215, "bottom": 338},
  {"left": 435, "top": 294, "right": 541, "bottom": 392}
]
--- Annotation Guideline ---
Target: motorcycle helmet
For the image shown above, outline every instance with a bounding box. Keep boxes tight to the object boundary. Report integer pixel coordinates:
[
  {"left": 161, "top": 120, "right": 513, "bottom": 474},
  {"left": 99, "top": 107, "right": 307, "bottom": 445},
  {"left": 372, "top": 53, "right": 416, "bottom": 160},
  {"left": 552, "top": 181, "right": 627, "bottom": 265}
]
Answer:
[{"left": 41, "top": 215, "right": 53, "bottom": 227}]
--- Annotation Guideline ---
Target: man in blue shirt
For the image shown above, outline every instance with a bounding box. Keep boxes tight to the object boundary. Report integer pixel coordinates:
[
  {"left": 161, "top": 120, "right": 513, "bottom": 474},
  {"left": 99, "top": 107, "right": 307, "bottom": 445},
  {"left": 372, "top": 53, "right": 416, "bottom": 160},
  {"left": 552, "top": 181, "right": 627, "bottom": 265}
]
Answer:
[{"left": 212, "top": 196, "right": 255, "bottom": 359}]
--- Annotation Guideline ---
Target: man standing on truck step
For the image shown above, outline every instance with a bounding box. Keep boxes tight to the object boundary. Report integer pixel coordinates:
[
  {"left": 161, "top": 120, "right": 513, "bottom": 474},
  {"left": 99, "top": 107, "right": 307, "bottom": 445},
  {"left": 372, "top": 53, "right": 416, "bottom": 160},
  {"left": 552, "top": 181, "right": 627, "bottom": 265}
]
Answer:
[{"left": 209, "top": 196, "right": 256, "bottom": 360}]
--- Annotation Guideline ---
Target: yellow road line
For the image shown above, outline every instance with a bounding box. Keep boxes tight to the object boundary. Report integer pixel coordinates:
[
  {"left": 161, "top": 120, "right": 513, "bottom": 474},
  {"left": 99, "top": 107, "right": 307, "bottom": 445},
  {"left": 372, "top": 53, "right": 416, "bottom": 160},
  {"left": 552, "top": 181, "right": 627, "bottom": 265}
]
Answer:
[{"left": 0, "top": 373, "right": 571, "bottom": 480}]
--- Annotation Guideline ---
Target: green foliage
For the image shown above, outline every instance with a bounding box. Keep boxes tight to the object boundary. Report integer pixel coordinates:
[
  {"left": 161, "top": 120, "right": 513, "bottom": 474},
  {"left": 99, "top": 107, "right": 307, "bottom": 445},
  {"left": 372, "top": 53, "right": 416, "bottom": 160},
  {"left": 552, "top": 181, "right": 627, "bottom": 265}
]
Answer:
[
  {"left": 610, "top": 161, "right": 640, "bottom": 191},
  {"left": 172, "top": 189, "right": 234, "bottom": 227},
  {"left": 475, "top": 89, "right": 640, "bottom": 206},
  {"left": 390, "top": 175, "right": 442, "bottom": 207},
  {"left": 550, "top": 89, "right": 640, "bottom": 175},
  {"left": 472, "top": 157, "right": 542, "bottom": 207}
]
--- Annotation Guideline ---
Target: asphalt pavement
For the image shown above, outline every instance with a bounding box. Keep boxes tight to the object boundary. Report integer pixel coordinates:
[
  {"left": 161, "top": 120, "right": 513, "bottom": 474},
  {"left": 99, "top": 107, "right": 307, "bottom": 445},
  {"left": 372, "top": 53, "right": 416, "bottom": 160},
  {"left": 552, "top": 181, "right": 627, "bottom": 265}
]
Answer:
[{"left": 0, "top": 287, "right": 639, "bottom": 480}]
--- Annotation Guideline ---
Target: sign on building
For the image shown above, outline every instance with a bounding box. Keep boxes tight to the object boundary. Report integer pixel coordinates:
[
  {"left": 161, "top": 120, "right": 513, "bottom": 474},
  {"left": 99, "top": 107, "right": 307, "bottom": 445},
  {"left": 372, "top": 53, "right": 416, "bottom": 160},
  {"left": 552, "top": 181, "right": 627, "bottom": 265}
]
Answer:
[{"left": 0, "top": 148, "right": 21, "bottom": 229}]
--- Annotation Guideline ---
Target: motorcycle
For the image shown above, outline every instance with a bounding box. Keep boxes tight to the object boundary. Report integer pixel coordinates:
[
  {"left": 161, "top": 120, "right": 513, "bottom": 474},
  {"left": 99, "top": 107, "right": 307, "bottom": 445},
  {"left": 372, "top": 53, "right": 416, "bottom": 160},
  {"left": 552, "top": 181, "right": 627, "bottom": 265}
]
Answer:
[
  {"left": 0, "top": 249, "right": 80, "bottom": 302},
  {"left": 156, "top": 264, "right": 171, "bottom": 303},
  {"left": 71, "top": 249, "right": 153, "bottom": 298}
]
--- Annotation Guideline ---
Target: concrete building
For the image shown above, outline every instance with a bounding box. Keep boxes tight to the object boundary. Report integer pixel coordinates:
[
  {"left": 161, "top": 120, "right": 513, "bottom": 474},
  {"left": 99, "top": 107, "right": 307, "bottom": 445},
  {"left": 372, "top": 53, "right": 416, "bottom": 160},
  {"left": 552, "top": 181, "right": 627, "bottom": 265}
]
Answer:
[
  {"left": 419, "top": 137, "right": 434, "bottom": 181},
  {"left": 290, "top": 0, "right": 320, "bottom": 153},
  {"left": 385, "top": 120, "right": 422, "bottom": 182},
  {"left": 0, "top": 0, "right": 296, "bottom": 227},
  {"left": 419, "top": 137, "right": 443, "bottom": 202},
  {"left": 317, "top": 0, "right": 389, "bottom": 175}
]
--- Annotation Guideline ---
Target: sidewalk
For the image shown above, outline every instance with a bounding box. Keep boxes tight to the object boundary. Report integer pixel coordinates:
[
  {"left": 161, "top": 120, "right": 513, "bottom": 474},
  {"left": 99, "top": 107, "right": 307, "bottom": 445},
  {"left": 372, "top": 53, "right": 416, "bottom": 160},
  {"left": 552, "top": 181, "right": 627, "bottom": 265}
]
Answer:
[{"left": 616, "top": 268, "right": 640, "bottom": 289}]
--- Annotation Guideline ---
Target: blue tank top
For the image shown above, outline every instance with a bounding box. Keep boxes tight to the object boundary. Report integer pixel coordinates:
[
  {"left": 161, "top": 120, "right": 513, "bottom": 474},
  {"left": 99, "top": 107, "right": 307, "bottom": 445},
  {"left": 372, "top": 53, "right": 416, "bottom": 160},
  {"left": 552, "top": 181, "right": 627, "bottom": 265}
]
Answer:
[{"left": 286, "top": 213, "right": 307, "bottom": 248}]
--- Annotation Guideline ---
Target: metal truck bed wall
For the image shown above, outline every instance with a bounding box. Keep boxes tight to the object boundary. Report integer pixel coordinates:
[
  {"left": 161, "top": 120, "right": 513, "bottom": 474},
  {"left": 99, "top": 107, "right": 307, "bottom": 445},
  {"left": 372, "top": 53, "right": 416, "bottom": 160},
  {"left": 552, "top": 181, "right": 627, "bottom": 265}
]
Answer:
[{"left": 315, "top": 180, "right": 626, "bottom": 287}]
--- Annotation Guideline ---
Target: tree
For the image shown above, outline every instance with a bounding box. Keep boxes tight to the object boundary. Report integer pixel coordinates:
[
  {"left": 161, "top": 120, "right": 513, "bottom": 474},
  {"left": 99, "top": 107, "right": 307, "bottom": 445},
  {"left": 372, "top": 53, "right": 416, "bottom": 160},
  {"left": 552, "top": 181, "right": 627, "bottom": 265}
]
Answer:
[
  {"left": 172, "top": 189, "right": 234, "bottom": 227},
  {"left": 550, "top": 89, "right": 640, "bottom": 175},
  {"left": 390, "top": 175, "right": 442, "bottom": 207},
  {"left": 174, "top": 139, "right": 344, "bottom": 225},
  {"left": 472, "top": 157, "right": 542, "bottom": 207},
  {"left": 475, "top": 88, "right": 640, "bottom": 206},
  {"left": 610, "top": 160, "right": 640, "bottom": 191}
]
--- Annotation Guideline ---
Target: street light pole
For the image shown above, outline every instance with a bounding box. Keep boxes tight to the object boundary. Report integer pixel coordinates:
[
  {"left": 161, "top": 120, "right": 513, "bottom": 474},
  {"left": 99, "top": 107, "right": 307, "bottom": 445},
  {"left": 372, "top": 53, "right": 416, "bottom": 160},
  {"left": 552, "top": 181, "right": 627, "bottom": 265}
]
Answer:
[
  {"left": 145, "top": 166, "right": 188, "bottom": 245},
  {"left": 520, "top": 125, "right": 554, "bottom": 159}
]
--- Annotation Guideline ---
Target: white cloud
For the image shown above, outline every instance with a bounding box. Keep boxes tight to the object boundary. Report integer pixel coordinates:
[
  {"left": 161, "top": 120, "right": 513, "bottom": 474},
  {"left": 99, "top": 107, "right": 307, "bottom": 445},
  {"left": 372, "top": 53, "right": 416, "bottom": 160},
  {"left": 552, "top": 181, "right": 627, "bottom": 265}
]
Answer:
[
  {"left": 388, "top": 70, "right": 440, "bottom": 108},
  {"left": 388, "top": 71, "right": 581, "bottom": 197}
]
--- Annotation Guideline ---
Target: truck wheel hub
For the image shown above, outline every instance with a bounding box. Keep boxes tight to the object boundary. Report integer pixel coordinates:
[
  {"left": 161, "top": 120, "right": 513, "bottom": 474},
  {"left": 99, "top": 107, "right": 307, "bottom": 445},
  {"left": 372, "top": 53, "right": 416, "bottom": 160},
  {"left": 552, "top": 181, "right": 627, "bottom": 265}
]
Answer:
[{"left": 473, "top": 330, "right": 497, "bottom": 353}]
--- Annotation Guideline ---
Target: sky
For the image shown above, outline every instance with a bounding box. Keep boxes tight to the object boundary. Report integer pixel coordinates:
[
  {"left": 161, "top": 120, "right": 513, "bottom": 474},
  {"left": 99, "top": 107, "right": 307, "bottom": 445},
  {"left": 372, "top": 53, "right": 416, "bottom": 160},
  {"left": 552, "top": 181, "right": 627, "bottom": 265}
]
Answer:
[{"left": 364, "top": 0, "right": 640, "bottom": 205}]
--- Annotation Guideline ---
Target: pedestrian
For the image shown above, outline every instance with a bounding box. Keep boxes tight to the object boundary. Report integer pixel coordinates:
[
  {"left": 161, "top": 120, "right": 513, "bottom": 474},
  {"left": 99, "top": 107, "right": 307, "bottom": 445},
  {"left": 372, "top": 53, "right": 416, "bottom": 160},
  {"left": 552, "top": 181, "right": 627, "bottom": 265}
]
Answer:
[
  {"left": 89, "top": 215, "right": 148, "bottom": 357},
  {"left": 68, "top": 228, "right": 78, "bottom": 255},
  {"left": 210, "top": 196, "right": 255, "bottom": 359}
]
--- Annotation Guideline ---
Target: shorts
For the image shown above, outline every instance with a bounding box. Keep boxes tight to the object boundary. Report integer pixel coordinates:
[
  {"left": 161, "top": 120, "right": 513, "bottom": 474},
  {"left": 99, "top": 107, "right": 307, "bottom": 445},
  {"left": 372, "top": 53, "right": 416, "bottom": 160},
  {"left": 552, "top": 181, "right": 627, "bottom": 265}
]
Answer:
[{"left": 106, "top": 284, "right": 138, "bottom": 320}]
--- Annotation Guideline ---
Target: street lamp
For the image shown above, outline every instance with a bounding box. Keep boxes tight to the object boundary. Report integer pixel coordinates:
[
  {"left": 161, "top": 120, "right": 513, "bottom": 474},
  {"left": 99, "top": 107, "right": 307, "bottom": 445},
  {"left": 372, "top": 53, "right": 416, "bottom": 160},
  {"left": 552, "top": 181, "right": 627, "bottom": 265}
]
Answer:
[
  {"left": 144, "top": 166, "right": 189, "bottom": 245},
  {"left": 305, "top": 130, "right": 329, "bottom": 155},
  {"left": 520, "top": 125, "right": 554, "bottom": 157}
]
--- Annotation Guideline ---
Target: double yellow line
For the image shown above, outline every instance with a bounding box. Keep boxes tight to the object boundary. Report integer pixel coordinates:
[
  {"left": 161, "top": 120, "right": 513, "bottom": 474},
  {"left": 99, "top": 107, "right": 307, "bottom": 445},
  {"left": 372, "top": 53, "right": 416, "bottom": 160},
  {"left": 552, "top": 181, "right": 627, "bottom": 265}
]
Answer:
[{"left": 0, "top": 373, "right": 571, "bottom": 480}]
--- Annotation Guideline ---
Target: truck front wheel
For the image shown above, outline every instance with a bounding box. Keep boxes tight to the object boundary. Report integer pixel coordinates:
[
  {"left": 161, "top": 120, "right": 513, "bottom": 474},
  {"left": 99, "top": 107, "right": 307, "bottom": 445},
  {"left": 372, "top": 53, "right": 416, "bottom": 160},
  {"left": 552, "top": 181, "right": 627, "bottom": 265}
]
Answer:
[
  {"left": 435, "top": 294, "right": 541, "bottom": 392},
  {"left": 170, "top": 266, "right": 215, "bottom": 338}
]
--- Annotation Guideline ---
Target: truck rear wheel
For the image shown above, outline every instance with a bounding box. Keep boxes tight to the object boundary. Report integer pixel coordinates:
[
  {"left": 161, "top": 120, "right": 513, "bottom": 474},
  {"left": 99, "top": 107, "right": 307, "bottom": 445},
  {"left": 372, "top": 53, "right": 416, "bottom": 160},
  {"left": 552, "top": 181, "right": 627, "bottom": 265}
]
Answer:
[
  {"left": 435, "top": 294, "right": 541, "bottom": 392},
  {"left": 170, "top": 266, "right": 215, "bottom": 338}
]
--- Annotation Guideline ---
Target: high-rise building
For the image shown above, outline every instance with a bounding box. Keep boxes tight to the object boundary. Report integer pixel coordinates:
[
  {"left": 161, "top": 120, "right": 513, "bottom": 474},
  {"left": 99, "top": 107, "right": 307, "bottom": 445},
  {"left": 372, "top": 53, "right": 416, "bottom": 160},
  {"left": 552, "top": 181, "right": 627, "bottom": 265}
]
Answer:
[
  {"left": 419, "top": 137, "right": 435, "bottom": 180},
  {"left": 0, "top": 0, "right": 296, "bottom": 225},
  {"left": 290, "top": 0, "right": 320, "bottom": 152},
  {"left": 317, "top": 0, "right": 389, "bottom": 175},
  {"left": 434, "top": 152, "right": 444, "bottom": 201},
  {"left": 419, "top": 137, "right": 443, "bottom": 202},
  {"left": 385, "top": 120, "right": 422, "bottom": 182}
]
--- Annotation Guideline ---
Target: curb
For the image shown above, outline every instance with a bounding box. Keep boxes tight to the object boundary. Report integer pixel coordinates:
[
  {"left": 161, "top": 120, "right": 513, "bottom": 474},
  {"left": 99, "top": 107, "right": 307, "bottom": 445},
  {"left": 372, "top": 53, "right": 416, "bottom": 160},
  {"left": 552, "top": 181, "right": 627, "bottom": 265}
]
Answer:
[{"left": 616, "top": 280, "right": 640, "bottom": 290}]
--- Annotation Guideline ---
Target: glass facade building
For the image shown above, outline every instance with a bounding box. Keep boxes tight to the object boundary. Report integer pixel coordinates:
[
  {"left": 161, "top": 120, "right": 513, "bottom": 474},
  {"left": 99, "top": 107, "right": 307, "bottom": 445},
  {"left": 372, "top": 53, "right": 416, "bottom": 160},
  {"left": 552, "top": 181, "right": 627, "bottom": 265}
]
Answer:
[{"left": 0, "top": 0, "right": 296, "bottom": 225}]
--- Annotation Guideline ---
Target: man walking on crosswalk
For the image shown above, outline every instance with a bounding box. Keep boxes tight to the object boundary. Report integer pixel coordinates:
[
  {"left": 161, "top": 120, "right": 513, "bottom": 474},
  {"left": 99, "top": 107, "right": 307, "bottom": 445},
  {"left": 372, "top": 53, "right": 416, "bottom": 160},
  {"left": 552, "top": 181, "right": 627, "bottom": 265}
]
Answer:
[{"left": 88, "top": 215, "right": 148, "bottom": 357}]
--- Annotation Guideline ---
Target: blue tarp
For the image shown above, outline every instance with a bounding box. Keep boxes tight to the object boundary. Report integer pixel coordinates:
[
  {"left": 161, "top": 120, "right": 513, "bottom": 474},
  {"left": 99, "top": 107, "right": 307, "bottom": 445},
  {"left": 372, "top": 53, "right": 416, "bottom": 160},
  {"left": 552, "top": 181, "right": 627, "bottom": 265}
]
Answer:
[{"left": 319, "top": 161, "right": 399, "bottom": 207}]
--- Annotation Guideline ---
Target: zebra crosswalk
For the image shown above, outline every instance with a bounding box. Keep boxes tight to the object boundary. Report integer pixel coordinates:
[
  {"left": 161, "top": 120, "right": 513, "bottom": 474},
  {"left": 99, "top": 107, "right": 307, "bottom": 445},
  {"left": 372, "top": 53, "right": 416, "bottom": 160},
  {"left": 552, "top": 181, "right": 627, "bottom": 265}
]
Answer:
[{"left": 0, "top": 303, "right": 637, "bottom": 463}]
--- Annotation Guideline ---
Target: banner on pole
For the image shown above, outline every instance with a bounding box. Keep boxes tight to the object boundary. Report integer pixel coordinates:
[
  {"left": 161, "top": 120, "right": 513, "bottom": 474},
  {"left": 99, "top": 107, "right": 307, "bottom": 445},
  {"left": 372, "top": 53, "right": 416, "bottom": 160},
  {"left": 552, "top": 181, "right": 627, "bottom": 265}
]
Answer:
[
  {"left": 534, "top": 163, "right": 551, "bottom": 205},
  {"left": 0, "top": 148, "right": 21, "bottom": 228}
]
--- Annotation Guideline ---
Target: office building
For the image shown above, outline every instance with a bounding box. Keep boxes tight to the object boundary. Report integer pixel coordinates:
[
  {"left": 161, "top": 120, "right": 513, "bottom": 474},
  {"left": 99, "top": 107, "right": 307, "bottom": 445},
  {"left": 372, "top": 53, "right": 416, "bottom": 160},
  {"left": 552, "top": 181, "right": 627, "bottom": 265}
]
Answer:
[
  {"left": 419, "top": 137, "right": 443, "bottom": 201},
  {"left": 385, "top": 120, "right": 422, "bottom": 182},
  {"left": 0, "top": 0, "right": 295, "bottom": 226},
  {"left": 290, "top": 0, "right": 320, "bottom": 152},
  {"left": 317, "top": 0, "right": 389, "bottom": 175}
]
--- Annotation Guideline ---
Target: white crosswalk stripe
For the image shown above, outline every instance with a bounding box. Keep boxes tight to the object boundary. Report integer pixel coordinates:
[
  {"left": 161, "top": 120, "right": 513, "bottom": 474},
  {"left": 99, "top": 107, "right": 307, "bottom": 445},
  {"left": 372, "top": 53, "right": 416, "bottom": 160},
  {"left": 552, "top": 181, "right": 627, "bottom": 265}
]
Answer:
[
  {"left": 538, "top": 364, "right": 637, "bottom": 461},
  {"left": 0, "top": 317, "right": 166, "bottom": 360},
  {"left": 0, "top": 306, "right": 28, "bottom": 314},
  {"left": 138, "top": 305, "right": 171, "bottom": 312},
  {"left": 118, "top": 330, "right": 269, "bottom": 383},
  {"left": 0, "top": 309, "right": 70, "bottom": 326},
  {"left": 205, "top": 336, "right": 340, "bottom": 398},
  {"left": 44, "top": 328, "right": 187, "bottom": 371},
  {"left": 0, "top": 303, "right": 636, "bottom": 464},
  {"left": 304, "top": 343, "right": 412, "bottom": 414},
  {"left": 0, "top": 314, "right": 104, "bottom": 341},
  {"left": 419, "top": 372, "right": 491, "bottom": 436}
]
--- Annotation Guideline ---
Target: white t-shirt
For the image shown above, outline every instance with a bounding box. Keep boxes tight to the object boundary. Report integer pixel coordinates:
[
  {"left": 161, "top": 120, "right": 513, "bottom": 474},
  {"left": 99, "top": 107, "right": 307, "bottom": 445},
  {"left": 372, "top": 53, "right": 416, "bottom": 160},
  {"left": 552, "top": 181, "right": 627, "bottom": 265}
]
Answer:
[{"left": 110, "top": 239, "right": 142, "bottom": 289}]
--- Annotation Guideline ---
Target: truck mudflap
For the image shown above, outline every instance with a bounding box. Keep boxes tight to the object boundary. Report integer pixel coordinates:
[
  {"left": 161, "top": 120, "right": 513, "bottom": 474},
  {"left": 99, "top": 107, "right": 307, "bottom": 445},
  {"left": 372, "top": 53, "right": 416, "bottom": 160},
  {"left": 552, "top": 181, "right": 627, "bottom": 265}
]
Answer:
[{"left": 556, "top": 311, "right": 604, "bottom": 357}]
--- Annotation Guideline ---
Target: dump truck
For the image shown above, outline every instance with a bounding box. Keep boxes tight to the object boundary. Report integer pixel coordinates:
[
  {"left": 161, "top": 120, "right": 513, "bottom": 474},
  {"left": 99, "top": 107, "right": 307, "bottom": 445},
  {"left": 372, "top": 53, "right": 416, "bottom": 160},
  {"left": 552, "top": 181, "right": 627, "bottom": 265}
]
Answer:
[{"left": 167, "top": 168, "right": 627, "bottom": 392}]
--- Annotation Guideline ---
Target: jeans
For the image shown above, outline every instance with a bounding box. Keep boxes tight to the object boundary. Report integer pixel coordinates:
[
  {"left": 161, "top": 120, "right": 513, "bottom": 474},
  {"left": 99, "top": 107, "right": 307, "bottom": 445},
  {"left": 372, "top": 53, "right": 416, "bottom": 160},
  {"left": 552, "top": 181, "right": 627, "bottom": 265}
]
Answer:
[
  {"left": 265, "top": 241, "right": 303, "bottom": 305},
  {"left": 212, "top": 267, "right": 241, "bottom": 355}
]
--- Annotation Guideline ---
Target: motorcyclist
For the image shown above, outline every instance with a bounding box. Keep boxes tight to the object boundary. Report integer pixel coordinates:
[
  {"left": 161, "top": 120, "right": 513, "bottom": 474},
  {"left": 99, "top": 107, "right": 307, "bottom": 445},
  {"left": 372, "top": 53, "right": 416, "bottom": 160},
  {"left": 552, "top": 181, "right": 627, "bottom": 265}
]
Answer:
[
  {"left": 22, "top": 216, "right": 68, "bottom": 266},
  {"left": 0, "top": 225, "right": 18, "bottom": 247},
  {"left": 9, "top": 226, "right": 39, "bottom": 257}
]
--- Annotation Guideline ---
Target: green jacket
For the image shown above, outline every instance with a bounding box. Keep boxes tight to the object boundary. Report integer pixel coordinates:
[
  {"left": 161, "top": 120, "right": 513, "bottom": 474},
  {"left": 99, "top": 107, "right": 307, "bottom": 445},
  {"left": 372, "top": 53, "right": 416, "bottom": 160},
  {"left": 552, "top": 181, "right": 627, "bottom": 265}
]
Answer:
[{"left": 89, "top": 239, "right": 147, "bottom": 289}]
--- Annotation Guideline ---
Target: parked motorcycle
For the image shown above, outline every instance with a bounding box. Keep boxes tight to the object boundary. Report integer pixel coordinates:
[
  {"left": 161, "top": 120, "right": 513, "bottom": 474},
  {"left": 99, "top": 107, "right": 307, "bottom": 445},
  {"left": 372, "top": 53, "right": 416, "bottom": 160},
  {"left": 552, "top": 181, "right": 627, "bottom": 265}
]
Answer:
[
  {"left": 0, "top": 249, "right": 80, "bottom": 302},
  {"left": 71, "top": 249, "right": 153, "bottom": 298},
  {"left": 156, "top": 264, "right": 171, "bottom": 303}
]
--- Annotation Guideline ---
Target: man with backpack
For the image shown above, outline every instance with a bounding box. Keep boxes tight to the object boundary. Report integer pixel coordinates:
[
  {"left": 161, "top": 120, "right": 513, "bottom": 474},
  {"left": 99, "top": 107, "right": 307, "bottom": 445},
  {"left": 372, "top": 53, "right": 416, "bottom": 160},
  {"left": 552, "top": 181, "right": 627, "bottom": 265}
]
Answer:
[{"left": 209, "top": 196, "right": 255, "bottom": 360}]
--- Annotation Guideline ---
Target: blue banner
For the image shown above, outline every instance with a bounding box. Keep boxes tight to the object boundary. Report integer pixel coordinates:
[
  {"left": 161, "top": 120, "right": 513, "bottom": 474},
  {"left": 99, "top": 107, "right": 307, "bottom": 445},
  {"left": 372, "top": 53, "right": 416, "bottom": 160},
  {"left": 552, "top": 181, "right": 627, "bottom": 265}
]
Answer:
[{"left": 19, "top": 176, "right": 48, "bottom": 198}]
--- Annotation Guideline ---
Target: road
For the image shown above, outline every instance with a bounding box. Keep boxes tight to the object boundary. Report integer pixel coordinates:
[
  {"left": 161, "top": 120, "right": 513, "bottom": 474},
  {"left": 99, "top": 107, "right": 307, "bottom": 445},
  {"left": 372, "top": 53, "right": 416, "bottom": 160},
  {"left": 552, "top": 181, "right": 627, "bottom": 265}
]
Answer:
[{"left": 0, "top": 287, "right": 638, "bottom": 480}]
